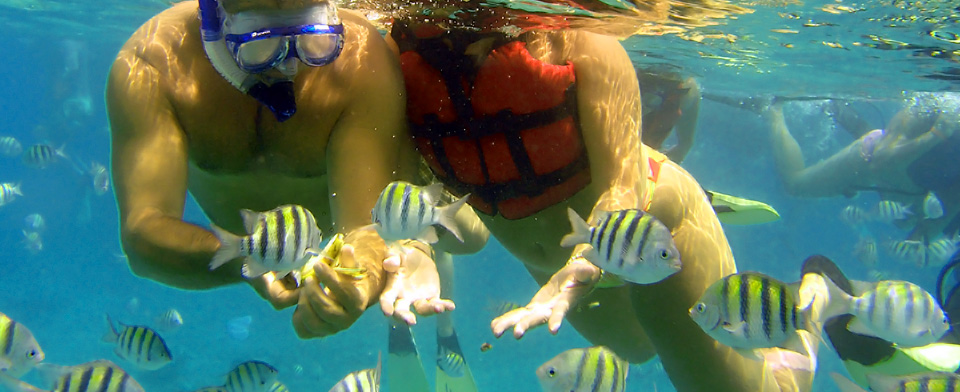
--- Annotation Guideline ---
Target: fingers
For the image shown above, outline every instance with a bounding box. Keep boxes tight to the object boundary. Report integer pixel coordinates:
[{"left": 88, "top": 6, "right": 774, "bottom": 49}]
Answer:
[
  {"left": 392, "top": 297, "right": 416, "bottom": 325},
  {"left": 312, "top": 249, "right": 363, "bottom": 313},
  {"left": 294, "top": 276, "right": 354, "bottom": 337},
  {"left": 291, "top": 301, "right": 335, "bottom": 339},
  {"left": 512, "top": 310, "right": 548, "bottom": 339},
  {"left": 491, "top": 310, "right": 520, "bottom": 338},
  {"left": 491, "top": 308, "right": 548, "bottom": 339},
  {"left": 379, "top": 279, "right": 399, "bottom": 317},
  {"left": 383, "top": 252, "right": 402, "bottom": 273},
  {"left": 571, "top": 263, "right": 601, "bottom": 285},
  {"left": 248, "top": 273, "right": 299, "bottom": 310},
  {"left": 548, "top": 301, "right": 570, "bottom": 334},
  {"left": 412, "top": 298, "right": 455, "bottom": 315}
]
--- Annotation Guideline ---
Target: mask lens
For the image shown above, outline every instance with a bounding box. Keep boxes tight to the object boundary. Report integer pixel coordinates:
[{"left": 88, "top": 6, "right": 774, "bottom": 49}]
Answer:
[
  {"left": 297, "top": 34, "right": 341, "bottom": 66},
  {"left": 237, "top": 36, "right": 287, "bottom": 71}
]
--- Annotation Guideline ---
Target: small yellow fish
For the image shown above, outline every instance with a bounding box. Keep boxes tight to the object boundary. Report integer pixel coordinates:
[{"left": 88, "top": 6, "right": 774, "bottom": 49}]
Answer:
[
  {"left": 436, "top": 347, "right": 465, "bottom": 378},
  {"left": 1, "top": 360, "right": 145, "bottom": 392},
  {"left": 853, "top": 236, "right": 879, "bottom": 266},
  {"left": 884, "top": 240, "right": 926, "bottom": 267},
  {"left": 328, "top": 353, "right": 380, "bottom": 392},
  {"left": 155, "top": 308, "right": 183, "bottom": 333},
  {"left": 537, "top": 346, "right": 628, "bottom": 392},
  {"left": 0, "top": 311, "right": 44, "bottom": 378},
  {"left": 224, "top": 361, "right": 278, "bottom": 392},
  {"left": 771, "top": 29, "right": 799, "bottom": 34},
  {"left": 821, "top": 41, "right": 846, "bottom": 49},
  {"left": 102, "top": 315, "right": 172, "bottom": 371},
  {"left": 298, "top": 233, "right": 366, "bottom": 284}
]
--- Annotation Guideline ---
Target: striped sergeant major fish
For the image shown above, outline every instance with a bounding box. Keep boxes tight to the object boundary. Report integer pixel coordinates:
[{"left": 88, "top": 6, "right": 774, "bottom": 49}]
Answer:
[
  {"left": 101, "top": 315, "right": 172, "bottom": 371},
  {"left": 0, "top": 360, "right": 144, "bottom": 392},
  {"left": 690, "top": 272, "right": 818, "bottom": 372},
  {"left": 874, "top": 200, "right": 912, "bottom": 223},
  {"left": 814, "top": 277, "right": 950, "bottom": 348},
  {"left": 154, "top": 308, "right": 183, "bottom": 333},
  {"left": 370, "top": 181, "right": 468, "bottom": 244},
  {"left": 831, "top": 371, "right": 960, "bottom": 392},
  {"left": 536, "top": 346, "right": 628, "bottom": 392},
  {"left": 0, "top": 182, "right": 23, "bottom": 207},
  {"left": 927, "top": 235, "right": 960, "bottom": 268},
  {"left": 224, "top": 361, "right": 279, "bottom": 392},
  {"left": 0, "top": 136, "right": 22, "bottom": 157},
  {"left": 88, "top": 162, "right": 110, "bottom": 196},
  {"left": 884, "top": 239, "right": 927, "bottom": 267},
  {"left": 266, "top": 382, "right": 289, "bottom": 392},
  {"left": 210, "top": 204, "right": 322, "bottom": 280},
  {"left": 327, "top": 352, "right": 381, "bottom": 392},
  {"left": 561, "top": 207, "right": 681, "bottom": 284},
  {"left": 22, "top": 144, "right": 67, "bottom": 170},
  {"left": 436, "top": 346, "right": 465, "bottom": 378},
  {"left": 0, "top": 311, "right": 44, "bottom": 378}
]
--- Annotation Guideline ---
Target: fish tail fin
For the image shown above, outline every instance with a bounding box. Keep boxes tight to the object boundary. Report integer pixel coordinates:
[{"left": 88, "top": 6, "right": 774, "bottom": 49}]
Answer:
[
  {"left": 817, "top": 273, "right": 854, "bottom": 323},
  {"left": 830, "top": 372, "right": 868, "bottom": 392},
  {"left": 101, "top": 314, "right": 119, "bottom": 344},
  {"left": 209, "top": 224, "right": 242, "bottom": 270},
  {"left": 11, "top": 182, "right": 22, "bottom": 196},
  {"left": 560, "top": 208, "right": 591, "bottom": 248},
  {"left": 54, "top": 144, "right": 69, "bottom": 159},
  {"left": 240, "top": 263, "right": 269, "bottom": 279},
  {"left": 437, "top": 194, "right": 470, "bottom": 243}
]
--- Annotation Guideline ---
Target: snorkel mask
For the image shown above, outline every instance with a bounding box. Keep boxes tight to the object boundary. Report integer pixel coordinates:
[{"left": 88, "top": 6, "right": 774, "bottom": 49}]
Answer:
[{"left": 198, "top": 0, "right": 344, "bottom": 122}]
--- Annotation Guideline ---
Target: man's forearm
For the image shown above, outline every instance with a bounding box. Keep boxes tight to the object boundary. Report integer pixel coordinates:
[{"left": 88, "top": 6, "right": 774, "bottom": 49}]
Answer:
[{"left": 121, "top": 213, "right": 243, "bottom": 290}]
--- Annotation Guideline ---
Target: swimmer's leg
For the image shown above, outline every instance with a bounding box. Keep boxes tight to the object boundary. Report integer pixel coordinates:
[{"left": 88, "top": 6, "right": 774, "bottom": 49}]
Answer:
[
  {"left": 435, "top": 252, "right": 479, "bottom": 392},
  {"left": 388, "top": 320, "right": 430, "bottom": 392}
]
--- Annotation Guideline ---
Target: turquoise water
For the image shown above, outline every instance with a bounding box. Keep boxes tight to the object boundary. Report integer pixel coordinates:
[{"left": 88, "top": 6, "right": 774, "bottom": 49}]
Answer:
[{"left": 0, "top": 0, "right": 955, "bottom": 391}]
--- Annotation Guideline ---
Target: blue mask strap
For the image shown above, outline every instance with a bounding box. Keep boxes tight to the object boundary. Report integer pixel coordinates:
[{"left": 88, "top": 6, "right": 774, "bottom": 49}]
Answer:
[{"left": 248, "top": 81, "right": 297, "bottom": 122}]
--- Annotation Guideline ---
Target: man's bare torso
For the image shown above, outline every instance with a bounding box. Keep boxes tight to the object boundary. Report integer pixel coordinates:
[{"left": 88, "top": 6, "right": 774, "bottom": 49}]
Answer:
[{"left": 136, "top": 2, "right": 372, "bottom": 234}]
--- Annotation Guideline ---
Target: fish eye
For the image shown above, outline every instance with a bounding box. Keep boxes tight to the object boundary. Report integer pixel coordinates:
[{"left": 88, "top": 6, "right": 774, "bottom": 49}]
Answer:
[
  {"left": 26, "top": 350, "right": 36, "bottom": 358},
  {"left": 660, "top": 250, "right": 669, "bottom": 259},
  {"left": 695, "top": 303, "right": 706, "bottom": 313},
  {"left": 548, "top": 368, "right": 556, "bottom": 377}
]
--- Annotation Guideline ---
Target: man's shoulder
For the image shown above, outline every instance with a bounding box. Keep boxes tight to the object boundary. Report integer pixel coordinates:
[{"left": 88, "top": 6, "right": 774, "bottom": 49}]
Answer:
[
  {"left": 334, "top": 9, "right": 402, "bottom": 88},
  {"left": 119, "top": 2, "right": 200, "bottom": 65}
]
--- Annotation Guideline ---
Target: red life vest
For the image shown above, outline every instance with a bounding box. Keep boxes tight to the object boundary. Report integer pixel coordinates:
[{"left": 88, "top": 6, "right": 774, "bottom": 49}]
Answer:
[{"left": 393, "top": 24, "right": 591, "bottom": 220}]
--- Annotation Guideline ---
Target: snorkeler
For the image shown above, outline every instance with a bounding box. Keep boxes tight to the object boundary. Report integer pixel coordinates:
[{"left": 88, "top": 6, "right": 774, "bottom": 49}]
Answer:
[
  {"left": 381, "top": 7, "right": 819, "bottom": 391},
  {"left": 764, "top": 97, "right": 959, "bottom": 242},
  {"left": 636, "top": 68, "right": 701, "bottom": 164},
  {"left": 108, "top": 0, "right": 453, "bottom": 339}
]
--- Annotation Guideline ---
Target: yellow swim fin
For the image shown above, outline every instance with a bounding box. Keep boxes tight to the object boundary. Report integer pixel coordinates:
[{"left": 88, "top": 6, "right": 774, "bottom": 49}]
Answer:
[
  {"left": 899, "top": 343, "right": 960, "bottom": 372},
  {"left": 436, "top": 329, "right": 478, "bottom": 392},
  {"left": 387, "top": 322, "right": 430, "bottom": 392},
  {"left": 705, "top": 190, "right": 781, "bottom": 225}
]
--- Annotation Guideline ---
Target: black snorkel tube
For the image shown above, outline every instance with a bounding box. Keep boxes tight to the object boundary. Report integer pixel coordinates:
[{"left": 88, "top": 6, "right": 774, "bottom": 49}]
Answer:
[{"left": 198, "top": 0, "right": 297, "bottom": 122}]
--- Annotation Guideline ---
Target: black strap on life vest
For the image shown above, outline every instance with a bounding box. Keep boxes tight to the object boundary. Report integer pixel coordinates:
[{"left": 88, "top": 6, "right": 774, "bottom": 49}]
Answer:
[{"left": 392, "top": 23, "right": 589, "bottom": 213}]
